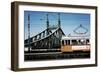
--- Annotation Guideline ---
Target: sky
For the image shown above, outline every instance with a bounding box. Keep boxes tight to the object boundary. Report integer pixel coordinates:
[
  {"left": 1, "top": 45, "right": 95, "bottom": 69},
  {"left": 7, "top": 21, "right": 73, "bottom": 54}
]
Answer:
[{"left": 24, "top": 11, "right": 90, "bottom": 39}]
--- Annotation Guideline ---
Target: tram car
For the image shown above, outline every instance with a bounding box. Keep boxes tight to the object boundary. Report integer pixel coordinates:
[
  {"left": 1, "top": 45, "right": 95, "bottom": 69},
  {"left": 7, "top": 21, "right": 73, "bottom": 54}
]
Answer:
[{"left": 61, "top": 36, "right": 90, "bottom": 53}]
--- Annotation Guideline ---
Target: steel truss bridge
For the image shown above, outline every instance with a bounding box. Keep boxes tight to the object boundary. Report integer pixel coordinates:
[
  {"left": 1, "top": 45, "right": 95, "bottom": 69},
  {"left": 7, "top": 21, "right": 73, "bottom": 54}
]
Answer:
[
  {"left": 24, "top": 14, "right": 65, "bottom": 52},
  {"left": 25, "top": 27, "right": 65, "bottom": 49}
]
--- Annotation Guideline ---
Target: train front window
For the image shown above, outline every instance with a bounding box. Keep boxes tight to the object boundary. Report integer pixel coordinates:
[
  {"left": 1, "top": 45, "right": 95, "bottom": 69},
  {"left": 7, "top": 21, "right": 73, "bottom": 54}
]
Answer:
[
  {"left": 62, "top": 40, "right": 64, "bottom": 46},
  {"left": 65, "top": 40, "right": 67, "bottom": 45},
  {"left": 62, "top": 40, "right": 70, "bottom": 45},
  {"left": 67, "top": 40, "right": 70, "bottom": 45}
]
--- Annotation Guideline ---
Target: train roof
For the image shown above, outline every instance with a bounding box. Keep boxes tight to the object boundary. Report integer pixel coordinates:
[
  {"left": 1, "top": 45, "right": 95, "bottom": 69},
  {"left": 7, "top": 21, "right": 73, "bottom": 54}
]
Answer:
[{"left": 62, "top": 36, "right": 90, "bottom": 40}]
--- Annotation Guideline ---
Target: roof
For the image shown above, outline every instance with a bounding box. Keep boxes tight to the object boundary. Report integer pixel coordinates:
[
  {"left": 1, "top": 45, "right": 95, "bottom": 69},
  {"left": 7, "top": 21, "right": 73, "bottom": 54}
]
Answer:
[{"left": 62, "top": 36, "right": 90, "bottom": 40}]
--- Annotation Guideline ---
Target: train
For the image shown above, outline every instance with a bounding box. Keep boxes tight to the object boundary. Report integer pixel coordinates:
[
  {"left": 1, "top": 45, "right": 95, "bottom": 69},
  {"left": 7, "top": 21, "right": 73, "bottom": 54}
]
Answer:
[{"left": 60, "top": 36, "right": 90, "bottom": 52}]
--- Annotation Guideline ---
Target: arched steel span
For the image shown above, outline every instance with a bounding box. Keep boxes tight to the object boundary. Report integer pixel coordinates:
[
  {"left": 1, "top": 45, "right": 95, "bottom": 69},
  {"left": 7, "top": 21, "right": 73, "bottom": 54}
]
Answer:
[{"left": 25, "top": 27, "right": 65, "bottom": 50}]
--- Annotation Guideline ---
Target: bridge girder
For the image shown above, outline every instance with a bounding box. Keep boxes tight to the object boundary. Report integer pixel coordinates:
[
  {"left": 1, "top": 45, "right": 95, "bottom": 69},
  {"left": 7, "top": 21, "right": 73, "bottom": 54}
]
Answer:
[{"left": 25, "top": 27, "right": 65, "bottom": 49}]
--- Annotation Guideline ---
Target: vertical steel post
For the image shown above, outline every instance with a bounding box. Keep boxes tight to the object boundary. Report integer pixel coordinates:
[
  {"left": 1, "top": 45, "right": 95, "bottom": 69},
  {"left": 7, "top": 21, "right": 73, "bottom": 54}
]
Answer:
[
  {"left": 58, "top": 13, "right": 61, "bottom": 28},
  {"left": 28, "top": 14, "right": 31, "bottom": 51}
]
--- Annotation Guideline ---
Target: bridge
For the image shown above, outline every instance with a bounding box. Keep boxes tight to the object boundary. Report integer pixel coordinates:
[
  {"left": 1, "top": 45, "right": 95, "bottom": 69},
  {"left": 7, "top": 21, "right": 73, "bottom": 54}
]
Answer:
[{"left": 24, "top": 14, "right": 65, "bottom": 52}]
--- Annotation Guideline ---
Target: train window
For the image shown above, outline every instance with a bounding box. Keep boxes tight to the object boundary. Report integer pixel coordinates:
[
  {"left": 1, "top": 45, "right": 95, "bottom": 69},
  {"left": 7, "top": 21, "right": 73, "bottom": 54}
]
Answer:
[
  {"left": 86, "top": 39, "right": 89, "bottom": 44},
  {"left": 78, "top": 40, "right": 81, "bottom": 45},
  {"left": 78, "top": 39, "right": 85, "bottom": 45},
  {"left": 62, "top": 40, "right": 64, "bottom": 46},
  {"left": 62, "top": 40, "right": 70, "bottom": 45},
  {"left": 72, "top": 40, "right": 77, "bottom": 45},
  {"left": 65, "top": 40, "right": 67, "bottom": 45},
  {"left": 67, "top": 40, "right": 70, "bottom": 45}
]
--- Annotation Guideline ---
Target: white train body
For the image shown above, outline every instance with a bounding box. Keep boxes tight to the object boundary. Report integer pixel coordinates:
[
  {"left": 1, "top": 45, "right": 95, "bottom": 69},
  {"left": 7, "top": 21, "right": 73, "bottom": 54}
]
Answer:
[{"left": 61, "top": 36, "right": 90, "bottom": 52}]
